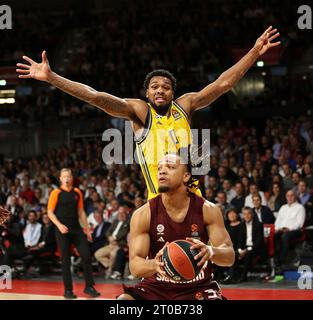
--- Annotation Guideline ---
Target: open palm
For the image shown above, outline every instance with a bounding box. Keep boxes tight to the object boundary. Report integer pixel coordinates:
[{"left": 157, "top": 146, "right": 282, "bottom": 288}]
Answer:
[
  {"left": 254, "top": 26, "right": 281, "bottom": 56},
  {"left": 16, "top": 50, "right": 51, "bottom": 82}
]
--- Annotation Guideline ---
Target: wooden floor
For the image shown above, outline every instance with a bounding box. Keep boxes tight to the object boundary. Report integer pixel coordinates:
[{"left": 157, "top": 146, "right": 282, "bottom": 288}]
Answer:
[{"left": 1, "top": 280, "right": 313, "bottom": 300}]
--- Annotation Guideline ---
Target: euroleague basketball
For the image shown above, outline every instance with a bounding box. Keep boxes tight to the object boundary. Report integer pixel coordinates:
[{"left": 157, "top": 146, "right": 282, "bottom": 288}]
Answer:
[{"left": 161, "top": 240, "right": 202, "bottom": 281}]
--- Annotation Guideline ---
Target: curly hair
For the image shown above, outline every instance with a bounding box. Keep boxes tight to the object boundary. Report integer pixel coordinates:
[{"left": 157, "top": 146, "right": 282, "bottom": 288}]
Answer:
[{"left": 143, "top": 69, "right": 177, "bottom": 92}]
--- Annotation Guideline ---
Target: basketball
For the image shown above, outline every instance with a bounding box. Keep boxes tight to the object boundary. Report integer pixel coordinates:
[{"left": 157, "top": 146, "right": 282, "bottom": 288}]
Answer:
[{"left": 161, "top": 239, "right": 202, "bottom": 281}]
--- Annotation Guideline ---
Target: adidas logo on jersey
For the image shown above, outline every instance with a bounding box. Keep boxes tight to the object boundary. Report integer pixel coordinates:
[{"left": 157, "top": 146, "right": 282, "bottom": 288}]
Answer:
[{"left": 157, "top": 236, "right": 165, "bottom": 242}]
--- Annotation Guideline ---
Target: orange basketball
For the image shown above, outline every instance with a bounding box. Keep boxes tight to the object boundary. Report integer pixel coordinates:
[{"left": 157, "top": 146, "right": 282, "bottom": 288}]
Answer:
[{"left": 161, "top": 239, "right": 201, "bottom": 281}]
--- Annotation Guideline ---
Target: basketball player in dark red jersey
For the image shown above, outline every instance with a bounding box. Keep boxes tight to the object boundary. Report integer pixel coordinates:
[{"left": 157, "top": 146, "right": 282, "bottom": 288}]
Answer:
[{"left": 117, "top": 154, "right": 235, "bottom": 300}]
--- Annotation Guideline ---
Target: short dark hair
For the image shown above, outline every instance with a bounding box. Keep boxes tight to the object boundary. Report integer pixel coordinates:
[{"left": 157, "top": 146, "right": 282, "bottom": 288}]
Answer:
[{"left": 143, "top": 69, "right": 177, "bottom": 92}]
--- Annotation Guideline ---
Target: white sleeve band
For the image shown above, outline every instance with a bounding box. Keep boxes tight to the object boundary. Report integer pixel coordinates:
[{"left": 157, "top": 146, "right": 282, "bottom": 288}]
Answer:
[{"left": 206, "top": 245, "right": 214, "bottom": 259}]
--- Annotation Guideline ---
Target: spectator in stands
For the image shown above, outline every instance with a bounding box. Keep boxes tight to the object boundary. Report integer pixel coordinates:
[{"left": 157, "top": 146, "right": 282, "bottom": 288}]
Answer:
[
  {"left": 6, "top": 195, "right": 23, "bottom": 220},
  {"left": 22, "top": 213, "right": 56, "bottom": 273},
  {"left": 291, "top": 172, "right": 301, "bottom": 191},
  {"left": 280, "top": 164, "right": 294, "bottom": 190},
  {"left": 244, "top": 183, "right": 267, "bottom": 208},
  {"left": 230, "top": 182, "right": 245, "bottom": 213},
  {"left": 205, "top": 187, "right": 216, "bottom": 203},
  {"left": 237, "top": 207, "right": 266, "bottom": 282},
  {"left": 274, "top": 190, "right": 306, "bottom": 266},
  {"left": 105, "top": 199, "right": 120, "bottom": 223},
  {"left": 252, "top": 194, "right": 275, "bottom": 224},
  {"left": 303, "top": 163, "right": 313, "bottom": 190},
  {"left": 117, "top": 182, "right": 134, "bottom": 207},
  {"left": 221, "top": 208, "right": 241, "bottom": 284},
  {"left": 23, "top": 210, "right": 42, "bottom": 250},
  {"left": 19, "top": 181, "right": 36, "bottom": 204},
  {"left": 94, "top": 207, "right": 129, "bottom": 277},
  {"left": 296, "top": 180, "right": 311, "bottom": 206},
  {"left": 215, "top": 191, "right": 232, "bottom": 220},
  {"left": 90, "top": 211, "right": 111, "bottom": 254},
  {"left": 267, "top": 182, "right": 286, "bottom": 215},
  {"left": 222, "top": 179, "right": 236, "bottom": 203}
]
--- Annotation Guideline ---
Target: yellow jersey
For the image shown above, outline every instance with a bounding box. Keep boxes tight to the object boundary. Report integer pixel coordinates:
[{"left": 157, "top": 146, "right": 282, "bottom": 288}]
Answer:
[{"left": 135, "top": 101, "right": 201, "bottom": 199}]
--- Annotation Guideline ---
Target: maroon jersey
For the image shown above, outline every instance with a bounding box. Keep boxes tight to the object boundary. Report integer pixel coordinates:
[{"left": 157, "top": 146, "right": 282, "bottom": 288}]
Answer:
[{"left": 123, "top": 193, "right": 223, "bottom": 300}]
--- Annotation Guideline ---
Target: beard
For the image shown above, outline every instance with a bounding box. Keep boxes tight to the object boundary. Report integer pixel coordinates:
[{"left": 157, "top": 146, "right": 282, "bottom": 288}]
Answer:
[
  {"left": 148, "top": 99, "right": 171, "bottom": 116},
  {"left": 158, "top": 185, "right": 171, "bottom": 193}
]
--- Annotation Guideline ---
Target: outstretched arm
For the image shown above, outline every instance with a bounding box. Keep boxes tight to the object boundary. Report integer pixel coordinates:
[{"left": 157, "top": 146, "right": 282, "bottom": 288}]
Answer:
[
  {"left": 16, "top": 51, "right": 143, "bottom": 120},
  {"left": 177, "top": 26, "right": 281, "bottom": 115}
]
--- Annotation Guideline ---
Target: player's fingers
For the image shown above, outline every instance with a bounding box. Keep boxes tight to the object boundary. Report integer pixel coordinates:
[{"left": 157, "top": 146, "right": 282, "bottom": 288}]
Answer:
[
  {"left": 16, "top": 69, "right": 30, "bottom": 74},
  {"left": 16, "top": 63, "right": 30, "bottom": 69},
  {"left": 269, "top": 32, "right": 280, "bottom": 42},
  {"left": 18, "top": 74, "right": 32, "bottom": 79},
  {"left": 42, "top": 50, "right": 48, "bottom": 63},
  {"left": 22, "top": 55, "right": 35, "bottom": 65},
  {"left": 270, "top": 41, "right": 281, "bottom": 47},
  {"left": 197, "top": 254, "right": 209, "bottom": 267},
  {"left": 262, "top": 26, "right": 273, "bottom": 36},
  {"left": 268, "top": 28, "right": 277, "bottom": 35}
]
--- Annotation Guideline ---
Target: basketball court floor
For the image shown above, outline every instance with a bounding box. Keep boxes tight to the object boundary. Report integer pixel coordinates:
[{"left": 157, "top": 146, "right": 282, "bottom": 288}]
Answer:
[{"left": 1, "top": 276, "right": 313, "bottom": 300}]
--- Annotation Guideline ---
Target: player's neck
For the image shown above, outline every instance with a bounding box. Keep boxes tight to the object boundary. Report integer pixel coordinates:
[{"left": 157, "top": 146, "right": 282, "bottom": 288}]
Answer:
[{"left": 161, "top": 188, "right": 190, "bottom": 211}]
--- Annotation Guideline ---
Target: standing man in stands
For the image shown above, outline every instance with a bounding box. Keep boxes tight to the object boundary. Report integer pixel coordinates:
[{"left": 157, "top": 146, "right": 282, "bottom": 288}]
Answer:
[{"left": 47, "top": 168, "right": 100, "bottom": 299}]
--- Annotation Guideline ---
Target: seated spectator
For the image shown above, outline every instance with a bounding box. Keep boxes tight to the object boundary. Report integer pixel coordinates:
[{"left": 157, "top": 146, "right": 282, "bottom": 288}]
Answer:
[
  {"left": 221, "top": 208, "right": 241, "bottom": 284},
  {"left": 94, "top": 208, "right": 129, "bottom": 277},
  {"left": 215, "top": 191, "right": 232, "bottom": 220},
  {"left": 237, "top": 207, "right": 266, "bottom": 282},
  {"left": 244, "top": 183, "right": 267, "bottom": 208},
  {"left": 296, "top": 180, "right": 311, "bottom": 206},
  {"left": 252, "top": 194, "right": 275, "bottom": 224},
  {"left": 19, "top": 181, "right": 36, "bottom": 204},
  {"left": 104, "top": 199, "right": 120, "bottom": 223},
  {"left": 23, "top": 214, "right": 56, "bottom": 272},
  {"left": 222, "top": 179, "right": 236, "bottom": 203},
  {"left": 90, "top": 211, "right": 111, "bottom": 254},
  {"left": 205, "top": 187, "right": 216, "bottom": 203},
  {"left": 23, "top": 210, "right": 42, "bottom": 250},
  {"left": 303, "top": 163, "right": 313, "bottom": 190},
  {"left": 267, "top": 182, "right": 286, "bottom": 215},
  {"left": 230, "top": 182, "right": 245, "bottom": 213},
  {"left": 280, "top": 164, "right": 294, "bottom": 190},
  {"left": 274, "top": 190, "right": 306, "bottom": 266},
  {"left": 6, "top": 195, "right": 23, "bottom": 220},
  {"left": 117, "top": 182, "right": 134, "bottom": 207}
]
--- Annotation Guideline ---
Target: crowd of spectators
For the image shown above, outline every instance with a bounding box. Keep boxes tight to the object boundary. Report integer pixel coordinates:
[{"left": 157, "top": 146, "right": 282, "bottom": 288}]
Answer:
[
  {"left": 1, "top": 112, "right": 313, "bottom": 282},
  {"left": 2, "top": 0, "right": 312, "bottom": 124}
]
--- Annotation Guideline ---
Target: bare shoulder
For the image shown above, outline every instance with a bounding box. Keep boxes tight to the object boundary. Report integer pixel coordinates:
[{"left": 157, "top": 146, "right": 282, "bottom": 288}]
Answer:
[
  {"left": 125, "top": 98, "right": 148, "bottom": 123},
  {"left": 131, "top": 202, "right": 151, "bottom": 232},
  {"left": 175, "top": 93, "right": 197, "bottom": 117},
  {"left": 202, "top": 200, "right": 224, "bottom": 224}
]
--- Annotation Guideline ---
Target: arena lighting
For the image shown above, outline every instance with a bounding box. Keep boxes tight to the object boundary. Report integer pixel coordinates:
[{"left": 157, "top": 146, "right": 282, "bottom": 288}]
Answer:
[
  {"left": 0, "top": 80, "right": 7, "bottom": 86},
  {"left": 0, "top": 98, "right": 15, "bottom": 104},
  {"left": 261, "top": 72, "right": 266, "bottom": 76},
  {"left": 257, "top": 60, "right": 264, "bottom": 67}
]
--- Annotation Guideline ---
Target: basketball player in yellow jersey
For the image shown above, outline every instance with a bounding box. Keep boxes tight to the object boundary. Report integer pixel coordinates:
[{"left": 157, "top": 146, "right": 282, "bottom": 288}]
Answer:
[{"left": 17, "top": 26, "right": 280, "bottom": 198}]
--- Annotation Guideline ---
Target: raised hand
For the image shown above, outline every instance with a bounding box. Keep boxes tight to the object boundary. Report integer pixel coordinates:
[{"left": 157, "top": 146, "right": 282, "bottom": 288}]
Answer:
[
  {"left": 16, "top": 50, "right": 52, "bottom": 82},
  {"left": 254, "top": 26, "right": 281, "bottom": 56}
]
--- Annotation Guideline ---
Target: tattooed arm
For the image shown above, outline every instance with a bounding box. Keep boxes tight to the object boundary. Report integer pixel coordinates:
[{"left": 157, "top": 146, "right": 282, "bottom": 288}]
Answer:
[
  {"left": 16, "top": 51, "right": 145, "bottom": 120},
  {"left": 176, "top": 26, "right": 280, "bottom": 116}
]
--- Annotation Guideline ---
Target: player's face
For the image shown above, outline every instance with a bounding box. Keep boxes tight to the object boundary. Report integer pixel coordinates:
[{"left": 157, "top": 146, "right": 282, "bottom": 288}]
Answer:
[
  {"left": 146, "top": 76, "right": 174, "bottom": 109},
  {"left": 60, "top": 171, "right": 73, "bottom": 187},
  {"left": 157, "top": 154, "right": 190, "bottom": 193}
]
